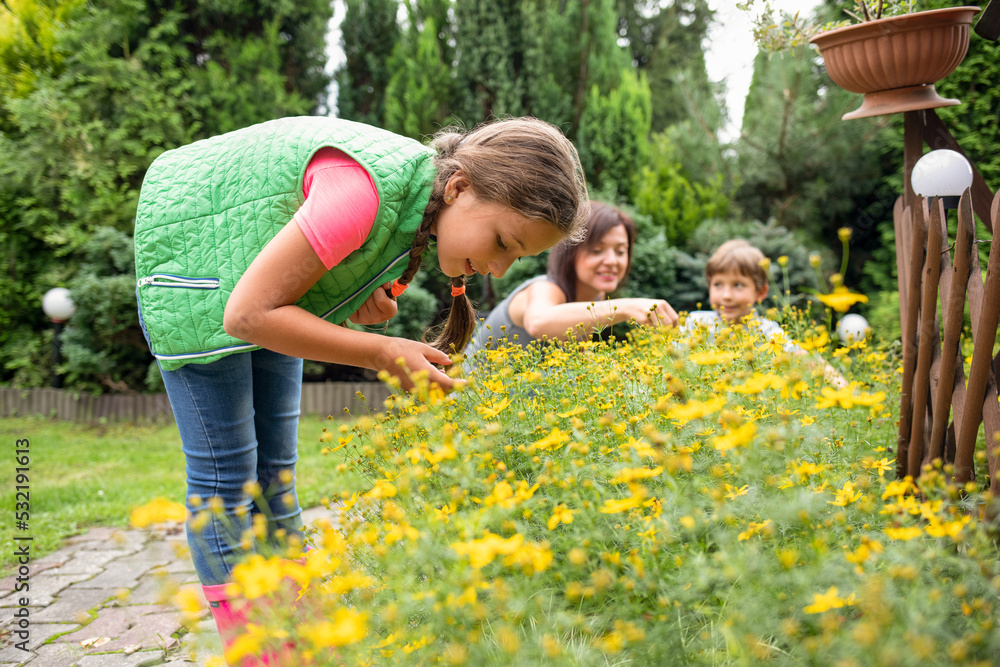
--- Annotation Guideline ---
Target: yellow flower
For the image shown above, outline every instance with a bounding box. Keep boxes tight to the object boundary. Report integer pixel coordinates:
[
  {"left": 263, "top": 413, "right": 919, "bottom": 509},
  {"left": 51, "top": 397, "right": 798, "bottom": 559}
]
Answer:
[
  {"left": 868, "top": 457, "right": 893, "bottom": 477},
  {"left": 364, "top": 480, "right": 397, "bottom": 499},
  {"left": 451, "top": 532, "right": 524, "bottom": 568},
  {"left": 224, "top": 623, "right": 270, "bottom": 664},
  {"left": 477, "top": 396, "right": 512, "bottom": 419},
  {"left": 884, "top": 525, "right": 923, "bottom": 541},
  {"left": 482, "top": 378, "right": 505, "bottom": 393},
  {"left": 815, "top": 385, "right": 886, "bottom": 409},
  {"left": 737, "top": 519, "right": 772, "bottom": 541},
  {"left": 300, "top": 608, "right": 368, "bottom": 648},
  {"left": 547, "top": 504, "right": 574, "bottom": 530},
  {"left": 610, "top": 467, "right": 663, "bottom": 484},
  {"left": 828, "top": 481, "right": 862, "bottom": 507},
  {"left": 798, "top": 331, "right": 829, "bottom": 352},
  {"left": 729, "top": 373, "right": 783, "bottom": 395},
  {"left": 599, "top": 495, "right": 644, "bottom": 514},
  {"left": 882, "top": 477, "right": 914, "bottom": 499},
  {"left": 504, "top": 542, "right": 553, "bottom": 574},
  {"left": 230, "top": 555, "right": 285, "bottom": 600},
  {"left": 323, "top": 572, "right": 378, "bottom": 596},
  {"left": 803, "top": 587, "right": 856, "bottom": 614},
  {"left": 172, "top": 586, "right": 204, "bottom": 623},
  {"left": 791, "top": 460, "right": 826, "bottom": 478},
  {"left": 666, "top": 395, "right": 726, "bottom": 426},
  {"left": 816, "top": 286, "right": 868, "bottom": 313},
  {"left": 712, "top": 421, "right": 757, "bottom": 453},
  {"left": 531, "top": 427, "right": 572, "bottom": 451},
  {"left": 724, "top": 484, "right": 749, "bottom": 500},
  {"left": 689, "top": 350, "right": 737, "bottom": 366},
  {"left": 777, "top": 255, "right": 789, "bottom": 267},
  {"left": 838, "top": 227, "right": 853, "bottom": 242},
  {"left": 925, "top": 516, "right": 971, "bottom": 539},
  {"left": 129, "top": 497, "right": 187, "bottom": 528}
]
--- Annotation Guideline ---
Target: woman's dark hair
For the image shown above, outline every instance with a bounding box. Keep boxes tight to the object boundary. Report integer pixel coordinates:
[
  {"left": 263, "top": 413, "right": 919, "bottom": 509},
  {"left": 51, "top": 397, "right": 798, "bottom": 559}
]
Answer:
[
  {"left": 545, "top": 202, "right": 636, "bottom": 302},
  {"left": 396, "top": 116, "right": 590, "bottom": 355}
]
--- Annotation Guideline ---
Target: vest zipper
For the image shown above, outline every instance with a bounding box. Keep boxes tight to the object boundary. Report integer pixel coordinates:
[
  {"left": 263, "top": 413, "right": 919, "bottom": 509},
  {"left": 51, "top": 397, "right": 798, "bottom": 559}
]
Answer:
[{"left": 137, "top": 274, "right": 221, "bottom": 289}]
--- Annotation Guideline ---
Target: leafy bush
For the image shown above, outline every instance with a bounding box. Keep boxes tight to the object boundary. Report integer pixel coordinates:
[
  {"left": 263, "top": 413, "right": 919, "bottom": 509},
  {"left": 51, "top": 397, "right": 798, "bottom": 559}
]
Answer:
[
  {"left": 60, "top": 227, "right": 152, "bottom": 393},
  {"left": 167, "top": 319, "right": 1000, "bottom": 665},
  {"left": 633, "top": 132, "right": 730, "bottom": 247}
]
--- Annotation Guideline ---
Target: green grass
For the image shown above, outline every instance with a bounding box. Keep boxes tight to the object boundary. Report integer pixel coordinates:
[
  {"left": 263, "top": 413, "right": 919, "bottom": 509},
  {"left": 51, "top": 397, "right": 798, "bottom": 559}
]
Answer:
[{"left": 0, "top": 412, "right": 359, "bottom": 575}]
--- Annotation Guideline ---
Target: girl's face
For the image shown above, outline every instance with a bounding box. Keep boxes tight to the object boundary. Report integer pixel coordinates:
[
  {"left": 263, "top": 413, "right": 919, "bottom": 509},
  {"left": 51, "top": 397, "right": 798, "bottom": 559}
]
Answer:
[
  {"left": 432, "top": 179, "right": 564, "bottom": 279},
  {"left": 708, "top": 269, "right": 768, "bottom": 324},
  {"left": 572, "top": 224, "right": 629, "bottom": 301}
]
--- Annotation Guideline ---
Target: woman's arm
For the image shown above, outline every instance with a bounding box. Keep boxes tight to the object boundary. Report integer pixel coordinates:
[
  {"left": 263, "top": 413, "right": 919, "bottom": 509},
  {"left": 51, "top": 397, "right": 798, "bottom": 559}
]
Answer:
[
  {"left": 223, "top": 221, "right": 454, "bottom": 389},
  {"left": 515, "top": 281, "right": 678, "bottom": 341}
]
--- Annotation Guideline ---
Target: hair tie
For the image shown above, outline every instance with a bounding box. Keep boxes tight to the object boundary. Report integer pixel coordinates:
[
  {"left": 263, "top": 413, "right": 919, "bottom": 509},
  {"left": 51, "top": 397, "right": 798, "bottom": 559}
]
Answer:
[
  {"left": 451, "top": 284, "right": 467, "bottom": 297},
  {"left": 390, "top": 280, "right": 408, "bottom": 298}
]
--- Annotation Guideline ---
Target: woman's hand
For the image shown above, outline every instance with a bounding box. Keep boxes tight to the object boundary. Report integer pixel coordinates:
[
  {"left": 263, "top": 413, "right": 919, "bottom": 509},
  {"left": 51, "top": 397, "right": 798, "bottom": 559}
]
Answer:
[
  {"left": 349, "top": 282, "right": 399, "bottom": 325},
  {"left": 618, "top": 298, "right": 679, "bottom": 328},
  {"left": 375, "top": 338, "right": 456, "bottom": 391}
]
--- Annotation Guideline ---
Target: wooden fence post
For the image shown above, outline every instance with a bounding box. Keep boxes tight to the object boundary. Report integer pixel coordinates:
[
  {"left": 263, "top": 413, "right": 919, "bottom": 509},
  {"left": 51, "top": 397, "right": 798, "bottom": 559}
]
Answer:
[
  {"left": 908, "top": 199, "right": 944, "bottom": 478},
  {"left": 927, "top": 192, "right": 975, "bottom": 463},
  {"left": 897, "top": 204, "right": 927, "bottom": 477}
]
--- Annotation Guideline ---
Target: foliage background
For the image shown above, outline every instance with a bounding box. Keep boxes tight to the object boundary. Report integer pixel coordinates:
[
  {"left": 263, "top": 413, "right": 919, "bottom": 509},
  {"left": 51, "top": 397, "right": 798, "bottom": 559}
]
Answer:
[{"left": 2, "top": 0, "right": 998, "bottom": 392}]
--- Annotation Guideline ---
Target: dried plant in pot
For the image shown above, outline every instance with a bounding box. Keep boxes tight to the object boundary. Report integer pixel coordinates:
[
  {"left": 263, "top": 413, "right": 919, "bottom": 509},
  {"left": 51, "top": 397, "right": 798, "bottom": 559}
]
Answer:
[{"left": 741, "top": 2, "right": 981, "bottom": 120}]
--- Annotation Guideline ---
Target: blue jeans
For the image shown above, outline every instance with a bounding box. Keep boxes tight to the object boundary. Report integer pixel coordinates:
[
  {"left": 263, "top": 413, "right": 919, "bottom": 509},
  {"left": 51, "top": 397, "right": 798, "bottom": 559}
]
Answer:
[{"left": 160, "top": 349, "right": 304, "bottom": 586}]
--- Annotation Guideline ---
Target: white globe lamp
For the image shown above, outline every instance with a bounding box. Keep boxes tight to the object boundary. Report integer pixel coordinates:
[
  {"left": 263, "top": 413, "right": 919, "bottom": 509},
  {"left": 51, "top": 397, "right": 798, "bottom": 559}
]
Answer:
[
  {"left": 837, "top": 313, "right": 870, "bottom": 345},
  {"left": 42, "top": 287, "right": 77, "bottom": 323},
  {"left": 42, "top": 287, "right": 76, "bottom": 388},
  {"left": 910, "top": 149, "right": 973, "bottom": 210}
]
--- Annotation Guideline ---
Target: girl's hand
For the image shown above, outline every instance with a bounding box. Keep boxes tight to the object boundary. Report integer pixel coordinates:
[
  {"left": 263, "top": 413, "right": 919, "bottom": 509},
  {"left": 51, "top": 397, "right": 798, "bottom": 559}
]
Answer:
[
  {"left": 621, "top": 299, "right": 679, "bottom": 328},
  {"left": 376, "top": 338, "right": 456, "bottom": 391},
  {"left": 349, "top": 282, "right": 399, "bottom": 325}
]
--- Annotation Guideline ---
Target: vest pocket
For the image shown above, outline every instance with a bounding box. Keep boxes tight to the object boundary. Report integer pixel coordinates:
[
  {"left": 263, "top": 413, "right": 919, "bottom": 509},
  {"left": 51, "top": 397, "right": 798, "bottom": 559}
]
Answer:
[{"left": 137, "top": 274, "right": 220, "bottom": 289}]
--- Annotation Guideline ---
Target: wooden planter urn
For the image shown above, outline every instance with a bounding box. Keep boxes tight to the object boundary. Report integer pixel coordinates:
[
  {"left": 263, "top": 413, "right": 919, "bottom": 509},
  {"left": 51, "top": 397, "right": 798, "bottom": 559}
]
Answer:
[{"left": 809, "top": 6, "right": 981, "bottom": 120}]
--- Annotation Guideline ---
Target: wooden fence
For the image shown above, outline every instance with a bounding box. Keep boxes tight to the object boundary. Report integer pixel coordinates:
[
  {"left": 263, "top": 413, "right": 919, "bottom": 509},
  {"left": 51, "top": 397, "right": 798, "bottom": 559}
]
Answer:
[
  {"left": 895, "top": 109, "right": 1000, "bottom": 494},
  {"left": 0, "top": 382, "right": 393, "bottom": 424}
]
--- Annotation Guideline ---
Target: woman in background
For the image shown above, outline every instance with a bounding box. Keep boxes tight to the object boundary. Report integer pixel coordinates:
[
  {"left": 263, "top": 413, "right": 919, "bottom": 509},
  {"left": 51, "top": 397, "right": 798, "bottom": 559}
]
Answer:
[{"left": 465, "top": 201, "right": 677, "bottom": 357}]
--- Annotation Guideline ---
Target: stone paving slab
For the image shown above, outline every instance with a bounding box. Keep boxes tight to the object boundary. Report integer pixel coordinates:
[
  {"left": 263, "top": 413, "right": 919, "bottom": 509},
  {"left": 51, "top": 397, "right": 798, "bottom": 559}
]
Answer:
[
  {"left": 43, "top": 551, "right": 133, "bottom": 577},
  {"left": 31, "top": 587, "right": 115, "bottom": 625},
  {"left": 76, "top": 652, "right": 164, "bottom": 667},
  {"left": 0, "top": 621, "right": 78, "bottom": 656},
  {"left": 69, "top": 561, "right": 161, "bottom": 591},
  {"left": 0, "top": 572, "right": 94, "bottom": 610}
]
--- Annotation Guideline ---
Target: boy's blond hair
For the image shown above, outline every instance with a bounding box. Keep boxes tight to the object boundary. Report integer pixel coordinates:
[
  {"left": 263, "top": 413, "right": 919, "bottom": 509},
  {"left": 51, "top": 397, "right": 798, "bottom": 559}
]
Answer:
[{"left": 705, "top": 240, "right": 768, "bottom": 291}]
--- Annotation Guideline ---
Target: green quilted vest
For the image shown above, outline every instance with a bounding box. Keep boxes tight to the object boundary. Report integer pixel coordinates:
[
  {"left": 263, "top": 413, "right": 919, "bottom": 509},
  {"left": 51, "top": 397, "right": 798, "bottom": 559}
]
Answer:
[{"left": 134, "top": 116, "right": 436, "bottom": 371}]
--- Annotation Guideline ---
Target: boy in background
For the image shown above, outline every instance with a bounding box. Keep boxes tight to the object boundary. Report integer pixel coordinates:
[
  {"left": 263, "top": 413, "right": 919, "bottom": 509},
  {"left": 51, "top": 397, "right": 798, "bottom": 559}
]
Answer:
[{"left": 683, "top": 239, "right": 846, "bottom": 387}]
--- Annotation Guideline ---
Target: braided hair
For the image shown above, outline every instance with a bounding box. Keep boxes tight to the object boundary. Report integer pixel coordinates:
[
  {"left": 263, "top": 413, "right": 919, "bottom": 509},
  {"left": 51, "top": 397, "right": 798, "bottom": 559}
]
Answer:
[{"left": 395, "top": 117, "right": 590, "bottom": 354}]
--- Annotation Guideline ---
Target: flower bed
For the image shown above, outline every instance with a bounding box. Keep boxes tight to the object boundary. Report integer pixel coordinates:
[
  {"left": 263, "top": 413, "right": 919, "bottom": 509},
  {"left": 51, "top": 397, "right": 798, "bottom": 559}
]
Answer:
[{"left": 186, "top": 321, "right": 1000, "bottom": 665}]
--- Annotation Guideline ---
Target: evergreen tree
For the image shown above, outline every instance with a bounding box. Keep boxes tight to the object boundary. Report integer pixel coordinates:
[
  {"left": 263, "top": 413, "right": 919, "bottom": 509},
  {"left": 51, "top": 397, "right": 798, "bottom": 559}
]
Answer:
[
  {"left": 453, "top": 0, "right": 524, "bottom": 123},
  {"left": 334, "top": 0, "right": 401, "bottom": 125},
  {"left": 735, "top": 47, "right": 893, "bottom": 252},
  {"left": 616, "top": 0, "right": 717, "bottom": 133},
  {"left": 578, "top": 68, "right": 653, "bottom": 199},
  {"left": 384, "top": 11, "right": 454, "bottom": 139}
]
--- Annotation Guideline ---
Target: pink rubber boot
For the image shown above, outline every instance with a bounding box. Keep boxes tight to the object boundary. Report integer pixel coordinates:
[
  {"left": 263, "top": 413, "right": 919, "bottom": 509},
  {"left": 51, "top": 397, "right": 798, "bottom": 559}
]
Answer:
[{"left": 202, "top": 584, "right": 295, "bottom": 666}]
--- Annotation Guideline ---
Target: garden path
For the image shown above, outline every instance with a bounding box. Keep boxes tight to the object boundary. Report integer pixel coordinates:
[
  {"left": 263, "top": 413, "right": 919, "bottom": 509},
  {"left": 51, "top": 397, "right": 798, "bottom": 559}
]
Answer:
[{"left": 0, "top": 506, "right": 335, "bottom": 667}]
